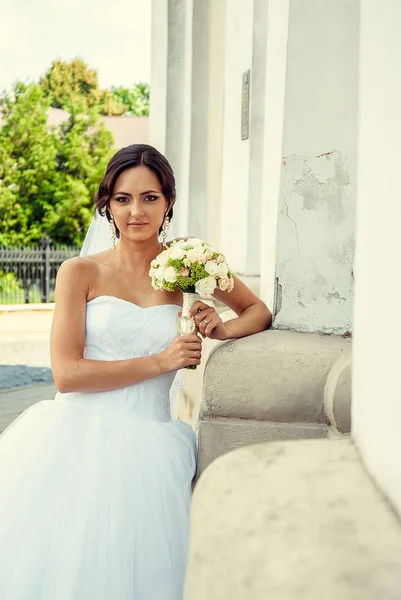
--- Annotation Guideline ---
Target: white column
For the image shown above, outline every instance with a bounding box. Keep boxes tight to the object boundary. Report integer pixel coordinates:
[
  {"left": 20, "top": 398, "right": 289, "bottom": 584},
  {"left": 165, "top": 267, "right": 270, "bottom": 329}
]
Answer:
[
  {"left": 352, "top": 0, "right": 401, "bottom": 514},
  {"left": 270, "top": 0, "right": 359, "bottom": 333},
  {"left": 187, "top": 0, "right": 211, "bottom": 239},
  {"left": 149, "top": 0, "right": 168, "bottom": 154},
  {"left": 219, "top": 0, "right": 254, "bottom": 274},
  {"left": 204, "top": 0, "right": 226, "bottom": 250},
  {"left": 259, "top": 0, "right": 290, "bottom": 310},
  {"left": 150, "top": 0, "right": 193, "bottom": 239}
]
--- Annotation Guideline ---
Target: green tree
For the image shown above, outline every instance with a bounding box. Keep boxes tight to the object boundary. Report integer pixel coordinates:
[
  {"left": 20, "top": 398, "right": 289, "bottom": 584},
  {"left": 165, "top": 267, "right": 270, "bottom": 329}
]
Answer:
[
  {"left": 0, "top": 83, "right": 58, "bottom": 245},
  {"left": 39, "top": 58, "right": 101, "bottom": 112},
  {"left": 101, "top": 83, "right": 150, "bottom": 116},
  {"left": 44, "top": 99, "right": 114, "bottom": 246},
  {"left": 0, "top": 83, "right": 114, "bottom": 247},
  {"left": 39, "top": 59, "right": 150, "bottom": 117}
]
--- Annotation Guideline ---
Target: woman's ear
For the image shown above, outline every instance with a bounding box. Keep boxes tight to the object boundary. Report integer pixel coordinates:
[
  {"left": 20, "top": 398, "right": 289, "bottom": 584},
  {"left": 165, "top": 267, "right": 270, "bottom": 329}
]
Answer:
[{"left": 166, "top": 197, "right": 175, "bottom": 218}]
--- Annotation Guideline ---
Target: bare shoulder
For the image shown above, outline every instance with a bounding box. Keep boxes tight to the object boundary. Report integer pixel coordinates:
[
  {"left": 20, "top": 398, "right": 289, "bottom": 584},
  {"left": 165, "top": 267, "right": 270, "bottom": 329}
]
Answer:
[
  {"left": 55, "top": 256, "right": 97, "bottom": 300},
  {"left": 57, "top": 255, "right": 96, "bottom": 282}
]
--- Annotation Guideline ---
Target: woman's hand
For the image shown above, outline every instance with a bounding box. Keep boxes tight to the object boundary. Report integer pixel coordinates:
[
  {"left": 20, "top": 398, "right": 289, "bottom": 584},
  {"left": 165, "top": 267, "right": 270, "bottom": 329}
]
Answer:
[
  {"left": 156, "top": 334, "right": 202, "bottom": 372},
  {"left": 188, "top": 301, "right": 230, "bottom": 340}
]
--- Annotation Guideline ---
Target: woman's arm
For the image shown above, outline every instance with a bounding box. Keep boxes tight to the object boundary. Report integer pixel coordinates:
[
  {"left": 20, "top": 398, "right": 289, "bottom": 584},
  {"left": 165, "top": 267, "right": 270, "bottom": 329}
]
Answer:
[
  {"left": 190, "top": 275, "right": 272, "bottom": 340},
  {"left": 50, "top": 259, "right": 201, "bottom": 393}
]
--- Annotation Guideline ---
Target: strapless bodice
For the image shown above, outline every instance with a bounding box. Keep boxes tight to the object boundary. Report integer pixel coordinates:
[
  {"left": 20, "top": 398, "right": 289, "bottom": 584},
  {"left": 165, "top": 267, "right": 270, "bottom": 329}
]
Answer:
[{"left": 55, "top": 295, "right": 182, "bottom": 422}]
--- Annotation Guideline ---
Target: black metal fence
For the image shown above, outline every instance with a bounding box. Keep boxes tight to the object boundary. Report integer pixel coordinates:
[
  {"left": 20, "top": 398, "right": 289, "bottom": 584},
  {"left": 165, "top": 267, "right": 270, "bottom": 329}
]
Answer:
[{"left": 0, "top": 238, "right": 80, "bottom": 305}]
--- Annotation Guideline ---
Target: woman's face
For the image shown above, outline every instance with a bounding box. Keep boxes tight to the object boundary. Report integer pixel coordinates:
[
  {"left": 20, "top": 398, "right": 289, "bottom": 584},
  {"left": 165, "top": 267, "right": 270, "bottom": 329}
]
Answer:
[{"left": 108, "top": 166, "right": 170, "bottom": 244}]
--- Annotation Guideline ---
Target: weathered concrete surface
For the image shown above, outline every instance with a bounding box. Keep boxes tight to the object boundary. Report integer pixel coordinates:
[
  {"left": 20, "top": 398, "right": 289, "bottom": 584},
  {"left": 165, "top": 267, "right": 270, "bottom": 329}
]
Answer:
[
  {"left": 197, "top": 329, "right": 352, "bottom": 474},
  {"left": 186, "top": 439, "right": 401, "bottom": 600},
  {"left": 324, "top": 345, "right": 352, "bottom": 433},
  {"left": 201, "top": 329, "right": 351, "bottom": 423},
  {"left": 274, "top": 152, "right": 355, "bottom": 336},
  {"left": 197, "top": 418, "right": 327, "bottom": 477}
]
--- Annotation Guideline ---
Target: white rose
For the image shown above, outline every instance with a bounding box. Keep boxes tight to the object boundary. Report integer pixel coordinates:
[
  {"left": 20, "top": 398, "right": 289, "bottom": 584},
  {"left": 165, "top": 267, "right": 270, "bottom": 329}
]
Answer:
[
  {"left": 218, "top": 277, "right": 230, "bottom": 291},
  {"left": 174, "top": 238, "right": 202, "bottom": 248},
  {"left": 190, "top": 238, "right": 204, "bottom": 247},
  {"left": 158, "top": 249, "right": 171, "bottom": 266},
  {"left": 154, "top": 266, "right": 166, "bottom": 281},
  {"left": 151, "top": 279, "right": 163, "bottom": 291},
  {"left": 204, "top": 260, "right": 219, "bottom": 277},
  {"left": 195, "top": 275, "right": 217, "bottom": 296},
  {"left": 187, "top": 246, "right": 206, "bottom": 264},
  {"left": 169, "top": 245, "right": 186, "bottom": 260},
  {"left": 216, "top": 261, "right": 228, "bottom": 278},
  {"left": 163, "top": 266, "right": 177, "bottom": 283}
]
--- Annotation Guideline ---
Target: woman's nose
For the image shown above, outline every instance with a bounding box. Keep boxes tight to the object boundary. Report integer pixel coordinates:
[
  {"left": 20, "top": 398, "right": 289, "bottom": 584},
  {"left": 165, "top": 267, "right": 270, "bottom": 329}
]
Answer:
[{"left": 130, "top": 199, "right": 144, "bottom": 216}]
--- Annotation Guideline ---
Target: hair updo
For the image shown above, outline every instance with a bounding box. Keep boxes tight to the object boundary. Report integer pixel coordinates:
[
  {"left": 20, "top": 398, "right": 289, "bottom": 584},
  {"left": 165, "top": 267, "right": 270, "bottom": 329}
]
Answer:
[{"left": 94, "top": 144, "right": 176, "bottom": 236}]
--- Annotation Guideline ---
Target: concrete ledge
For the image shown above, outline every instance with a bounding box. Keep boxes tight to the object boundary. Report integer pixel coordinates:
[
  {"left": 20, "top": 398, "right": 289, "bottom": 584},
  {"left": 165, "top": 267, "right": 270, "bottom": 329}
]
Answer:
[
  {"left": 201, "top": 330, "right": 351, "bottom": 424},
  {"left": 324, "top": 345, "right": 352, "bottom": 433},
  {"left": 186, "top": 439, "right": 401, "bottom": 600},
  {"left": 197, "top": 418, "right": 328, "bottom": 476}
]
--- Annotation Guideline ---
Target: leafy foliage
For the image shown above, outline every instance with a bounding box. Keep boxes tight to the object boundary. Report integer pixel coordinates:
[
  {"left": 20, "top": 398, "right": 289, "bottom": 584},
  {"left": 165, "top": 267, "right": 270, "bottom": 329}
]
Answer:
[
  {"left": 0, "top": 84, "right": 114, "bottom": 247},
  {"left": 104, "top": 83, "right": 150, "bottom": 116},
  {"left": 40, "top": 59, "right": 150, "bottom": 116},
  {"left": 39, "top": 58, "right": 101, "bottom": 112}
]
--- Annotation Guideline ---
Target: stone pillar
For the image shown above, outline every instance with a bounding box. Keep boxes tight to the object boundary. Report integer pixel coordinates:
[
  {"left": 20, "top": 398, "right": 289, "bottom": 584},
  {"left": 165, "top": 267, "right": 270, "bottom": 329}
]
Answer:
[
  {"left": 219, "top": 0, "right": 270, "bottom": 276},
  {"left": 187, "top": 0, "right": 211, "bottom": 239},
  {"left": 259, "top": 0, "right": 290, "bottom": 309},
  {"left": 204, "top": 0, "right": 226, "bottom": 249},
  {"left": 149, "top": 0, "right": 168, "bottom": 154},
  {"left": 352, "top": 0, "right": 401, "bottom": 514},
  {"left": 150, "top": 0, "right": 193, "bottom": 239},
  {"left": 263, "top": 0, "right": 359, "bottom": 333}
]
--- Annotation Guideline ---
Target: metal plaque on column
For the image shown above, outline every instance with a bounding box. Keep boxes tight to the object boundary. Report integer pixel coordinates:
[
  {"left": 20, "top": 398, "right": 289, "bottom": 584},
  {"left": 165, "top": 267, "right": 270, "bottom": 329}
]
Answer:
[{"left": 241, "top": 69, "right": 251, "bottom": 140}]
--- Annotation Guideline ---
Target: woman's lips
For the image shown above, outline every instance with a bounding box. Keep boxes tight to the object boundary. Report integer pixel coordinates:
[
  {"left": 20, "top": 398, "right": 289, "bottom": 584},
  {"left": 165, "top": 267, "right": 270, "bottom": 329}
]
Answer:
[{"left": 128, "top": 222, "right": 148, "bottom": 228}]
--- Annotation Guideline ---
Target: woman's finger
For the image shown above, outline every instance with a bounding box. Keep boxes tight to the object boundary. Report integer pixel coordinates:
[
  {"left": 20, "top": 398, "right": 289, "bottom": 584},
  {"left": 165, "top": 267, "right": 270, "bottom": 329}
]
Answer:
[
  {"left": 204, "top": 315, "right": 222, "bottom": 337},
  {"left": 195, "top": 308, "right": 215, "bottom": 329},
  {"left": 189, "top": 301, "right": 210, "bottom": 316}
]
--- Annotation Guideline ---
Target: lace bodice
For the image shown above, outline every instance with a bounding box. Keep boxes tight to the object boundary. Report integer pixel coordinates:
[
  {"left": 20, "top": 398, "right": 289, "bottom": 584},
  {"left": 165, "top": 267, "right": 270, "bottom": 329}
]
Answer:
[{"left": 55, "top": 295, "right": 182, "bottom": 422}]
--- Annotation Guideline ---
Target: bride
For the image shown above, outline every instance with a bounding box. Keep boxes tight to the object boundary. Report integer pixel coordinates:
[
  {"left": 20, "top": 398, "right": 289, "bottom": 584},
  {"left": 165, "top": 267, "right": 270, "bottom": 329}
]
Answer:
[{"left": 0, "top": 144, "right": 271, "bottom": 599}]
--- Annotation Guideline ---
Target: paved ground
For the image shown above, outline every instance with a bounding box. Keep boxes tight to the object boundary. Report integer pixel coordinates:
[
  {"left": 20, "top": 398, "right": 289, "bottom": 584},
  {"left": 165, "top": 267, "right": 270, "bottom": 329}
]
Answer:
[
  {"left": 0, "top": 309, "right": 55, "bottom": 433},
  {"left": 0, "top": 382, "right": 56, "bottom": 434}
]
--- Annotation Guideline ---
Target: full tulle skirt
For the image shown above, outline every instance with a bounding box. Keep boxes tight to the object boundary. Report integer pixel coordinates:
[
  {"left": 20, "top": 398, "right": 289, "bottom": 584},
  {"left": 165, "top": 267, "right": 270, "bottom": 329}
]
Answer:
[{"left": 0, "top": 399, "right": 196, "bottom": 600}]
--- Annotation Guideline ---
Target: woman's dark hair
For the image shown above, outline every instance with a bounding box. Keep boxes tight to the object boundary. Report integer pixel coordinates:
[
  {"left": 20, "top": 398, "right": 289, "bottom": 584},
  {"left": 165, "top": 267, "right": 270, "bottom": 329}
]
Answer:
[{"left": 94, "top": 144, "right": 176, "bottom": 237}]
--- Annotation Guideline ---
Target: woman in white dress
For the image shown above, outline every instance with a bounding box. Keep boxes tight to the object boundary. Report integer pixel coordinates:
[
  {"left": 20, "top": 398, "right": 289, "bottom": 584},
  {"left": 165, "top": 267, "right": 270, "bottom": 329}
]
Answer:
[{"left": 0, "top": 144, "right": 271, "bottom": 599}]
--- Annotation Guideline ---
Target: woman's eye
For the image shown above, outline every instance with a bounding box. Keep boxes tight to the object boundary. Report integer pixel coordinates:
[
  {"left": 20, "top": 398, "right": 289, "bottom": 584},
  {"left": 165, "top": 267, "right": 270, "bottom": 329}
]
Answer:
[
  {"left": 144, "top": 195, "right": 158, "bottom": 202},
  {"left": 116, "top": 196, "right": 130, "bottom": 203}
]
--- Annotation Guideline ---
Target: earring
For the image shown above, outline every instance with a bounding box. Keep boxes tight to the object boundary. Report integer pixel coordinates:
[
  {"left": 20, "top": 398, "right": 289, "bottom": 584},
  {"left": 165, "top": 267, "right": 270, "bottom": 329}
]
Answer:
[
  {"left": 162, "top": 216, "right": 170, "bottom": 248},
  {"left": 109, "top": 215, "right": 117, "bottom": 250}
]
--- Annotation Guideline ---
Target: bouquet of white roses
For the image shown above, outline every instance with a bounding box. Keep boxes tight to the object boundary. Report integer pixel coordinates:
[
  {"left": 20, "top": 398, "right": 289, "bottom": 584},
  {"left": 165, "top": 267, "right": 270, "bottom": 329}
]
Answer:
[
  {"left": 149, "top": 238, "right": 234, "bottom": 296},
  {"left": 149, "top": 238, "right": 234, "bottom": 369}
]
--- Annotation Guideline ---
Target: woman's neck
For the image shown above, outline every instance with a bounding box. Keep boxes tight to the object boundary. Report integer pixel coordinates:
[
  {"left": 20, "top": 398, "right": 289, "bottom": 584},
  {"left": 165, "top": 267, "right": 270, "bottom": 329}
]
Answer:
[{"left": 113, "top": 237, "right": 162, "bottom": 274}]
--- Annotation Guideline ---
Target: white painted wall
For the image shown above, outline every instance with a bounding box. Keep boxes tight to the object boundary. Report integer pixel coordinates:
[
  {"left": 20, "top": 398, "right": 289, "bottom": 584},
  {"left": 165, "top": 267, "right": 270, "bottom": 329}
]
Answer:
[
  {"left": 204, "top": 0, "right": 226, "bottom": 250},
  {"left": 219, "top": 0, "right": 254, "bottom": 274},
  {"left": 149, "top": 0, "right": 168, "bottom": 154},
  {"left": 352, "top": 0, "right": 401, "bottom": 514},
  {"left": 273, "top": 0, "right": 359, "bottom": 334},
  {"left": 259, "top": 0, "right": 290, "bottom": 311}
]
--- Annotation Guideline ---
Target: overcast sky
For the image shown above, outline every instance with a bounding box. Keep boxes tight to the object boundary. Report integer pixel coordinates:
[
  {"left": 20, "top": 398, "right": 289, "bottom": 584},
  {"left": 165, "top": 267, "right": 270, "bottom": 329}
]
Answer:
[{"left": 0, "top": 0, "right": 151, "bottom": 91}]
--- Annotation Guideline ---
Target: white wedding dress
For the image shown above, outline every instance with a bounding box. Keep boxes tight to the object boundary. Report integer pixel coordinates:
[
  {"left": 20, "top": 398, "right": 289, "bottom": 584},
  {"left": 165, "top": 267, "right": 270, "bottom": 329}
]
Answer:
[{"left": 0, "top": 295, "right": 196, "bottom": 599}]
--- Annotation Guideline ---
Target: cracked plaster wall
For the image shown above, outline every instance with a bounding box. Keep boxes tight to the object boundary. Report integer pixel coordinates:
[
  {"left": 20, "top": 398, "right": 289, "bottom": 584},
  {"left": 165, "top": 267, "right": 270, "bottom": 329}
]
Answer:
[
  {"left": 274, "top": 151, "right": 354, "bottom": 334},
  {"left": 273, "top": 0, "right": 358, "bottom": 334}
]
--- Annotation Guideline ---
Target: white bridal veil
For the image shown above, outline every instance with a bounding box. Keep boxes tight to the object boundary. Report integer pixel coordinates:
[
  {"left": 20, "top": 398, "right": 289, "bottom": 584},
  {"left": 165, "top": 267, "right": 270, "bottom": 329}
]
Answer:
[
  {"left": 80, "top": 210, "right": 115, "bottom": 257},
  {"left": 79, "top": 211, "right": 183, "bottom": 420}
]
